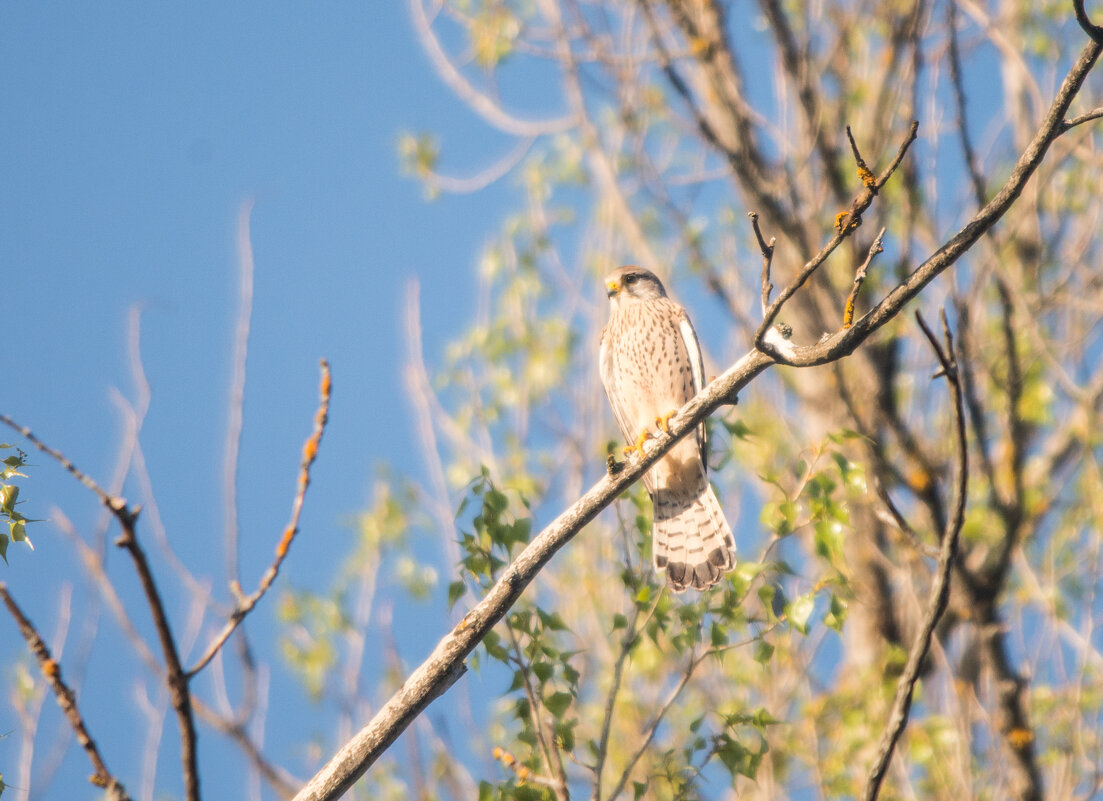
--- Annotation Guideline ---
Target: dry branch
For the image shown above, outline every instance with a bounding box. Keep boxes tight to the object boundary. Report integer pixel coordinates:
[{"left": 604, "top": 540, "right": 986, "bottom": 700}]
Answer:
[
  {"left": 0, "top": 414, "right": 202, "bottom": 801},
  {"left": 860, "top": 311, "right": 968, "bottom": 801},
  {"left": 754, "top": 120, "right": 919, "bottom": 348},
  {"left": 1, "top": 583, "right": 132, "bottom": 801},
  {"left": 188, "top": 359, "right": 332, "bottom": 678}
]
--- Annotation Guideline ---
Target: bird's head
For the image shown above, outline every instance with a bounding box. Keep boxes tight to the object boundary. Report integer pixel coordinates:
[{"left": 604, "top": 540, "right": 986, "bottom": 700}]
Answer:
[{"left": 604, "top": 266, "right": 668, "bottom": 307}]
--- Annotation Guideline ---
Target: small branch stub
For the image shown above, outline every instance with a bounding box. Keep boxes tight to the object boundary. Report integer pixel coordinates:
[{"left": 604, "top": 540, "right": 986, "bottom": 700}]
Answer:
[
  {"left": 847, "top": 125, "right": 879, "bottom": 190},
  {"left": 843, "top": 227, "right": 887, "bottom": 328},
  {"left": 749, "top": 211, "right": 776, "bottom": 315}
]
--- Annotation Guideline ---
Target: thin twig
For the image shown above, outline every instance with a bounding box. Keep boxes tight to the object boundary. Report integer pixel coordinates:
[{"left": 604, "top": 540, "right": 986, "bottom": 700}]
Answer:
[
  {"left": 762, "top": 36, "right": 1101, "bottom": 368},
  {"left": 224, "top": 198, "right": 256, "bottom": 589},
  {"left": 843, "top": 228, "right": 887, "bottom": 328},
  {"left": 1074, "top": 0, "right": 1103, "bottom": 44},
  {"left": 871, "top": 474, "right": 939, "bottom": 560},
  {"left": 114, "top": 506, "right": 201, "bottom": 801},
  {"left": 638, "top": 0, "right": 804, "bottom": 251},
  {"left": 846, "top": 125, "right": 879, "bottom": 190},
  {"left": 590, "top": 596, "right": 660, "bottom": 801},
  {"left": 749, "top": 211, "right": 776, "bottom": 316},
  {"left": 0, "top": 415, "right": 115, "bottom": 508},
  {"left": 1062, "top": 106, "right": 1103, "bottom": 129},
  {"left": 604, "top": 646, "right": 715, "bottom": 801},
  {"left": 755, "top": 121, "right": 919, "bottom": 349},
  {"left": 503, "top": 626, "right": 570, "bottom": 801},
  {"left": 188, "top": 359, "right": 332, "bottom": 678},
  {"left": 1, "top": 583, "right": 132, "bottom": 801},
  {"left": 0, "top": 413, "right": 202, "bottom": 801},
  {"left": 408, "top": 0, "right": 574, "bottom": 136},
  {"left": 861, "top": 309, "right": 968, "bottom": 801}
]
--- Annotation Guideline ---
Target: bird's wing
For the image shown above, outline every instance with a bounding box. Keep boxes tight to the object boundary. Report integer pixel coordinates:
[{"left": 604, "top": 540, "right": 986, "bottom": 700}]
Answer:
[
  {"left": 599, "top": 325, "right": 636, "bottom": 444},
  {"left": 676, "top": 311, "right": 708, "bottom": 469}
]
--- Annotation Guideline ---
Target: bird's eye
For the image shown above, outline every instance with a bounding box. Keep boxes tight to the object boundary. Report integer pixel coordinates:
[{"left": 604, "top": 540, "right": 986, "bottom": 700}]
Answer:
[{"left": 625, "top": 274, "right": 638, "bottom": 285}]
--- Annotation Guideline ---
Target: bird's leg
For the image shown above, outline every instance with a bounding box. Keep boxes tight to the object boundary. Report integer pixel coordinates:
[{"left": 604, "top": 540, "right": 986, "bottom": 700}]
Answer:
[
  {"left": 623, "top": 429, "right": 652, "bottom": 458},
  {"left": 655, "top": 410, "right": 677, "bottom": 435}
]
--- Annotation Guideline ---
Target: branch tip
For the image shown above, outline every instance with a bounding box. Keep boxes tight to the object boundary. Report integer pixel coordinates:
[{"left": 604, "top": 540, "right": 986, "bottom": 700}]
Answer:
[{"left": 1074, "top": 0, "right": 1103, "bottom": 43}]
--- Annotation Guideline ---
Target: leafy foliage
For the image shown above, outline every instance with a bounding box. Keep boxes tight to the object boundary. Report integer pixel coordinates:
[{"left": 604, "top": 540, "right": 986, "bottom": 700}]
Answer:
[{"left": 0, "top": 445, "right": 35, "bottom": 563}]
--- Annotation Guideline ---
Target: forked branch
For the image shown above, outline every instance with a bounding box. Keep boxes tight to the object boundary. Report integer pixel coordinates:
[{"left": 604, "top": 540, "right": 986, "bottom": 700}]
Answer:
[
  {"left": 188, "top": 359, "right": 332, "bottom": 677},
  {"left": 860, "top": 311, "right": 968, "bottom": 801},
  {"left": 0, "top": 583, "right": 132, "bottom": 801}
]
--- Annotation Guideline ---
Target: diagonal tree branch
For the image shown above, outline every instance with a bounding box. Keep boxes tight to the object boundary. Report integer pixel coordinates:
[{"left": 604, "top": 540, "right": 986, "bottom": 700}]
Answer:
[
  {"left": 291, "top": 29, "right": 1102, "bottom": 801},
  {"left": 1, "top": 583, "right": 132, "bottom": 801},
  {"left": 188, "top": 359, "right": 332, "bottom": 678},
  {"left": 861, "top": 310, "right": 968, "bottom": 801},
  {"left": 112, "top": 499, "right": 201, "bottom": 801},
  {"left": 0, "top": 415, "right": 201, "bottom": 801}
]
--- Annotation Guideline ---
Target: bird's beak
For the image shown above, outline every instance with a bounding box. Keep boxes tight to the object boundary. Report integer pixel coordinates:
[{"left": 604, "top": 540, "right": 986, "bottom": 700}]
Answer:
[{"left": 605, "top": 279, "right": 620, "bottom": 297}]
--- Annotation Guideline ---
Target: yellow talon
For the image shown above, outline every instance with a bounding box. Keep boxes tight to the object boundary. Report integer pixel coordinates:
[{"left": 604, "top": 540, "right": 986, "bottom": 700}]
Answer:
[
  {"left": 623, "top": 429, "right": 652, "bottom": 458},
  {"left": 655, "top": 410, "right": 677, "bottom": 434}
]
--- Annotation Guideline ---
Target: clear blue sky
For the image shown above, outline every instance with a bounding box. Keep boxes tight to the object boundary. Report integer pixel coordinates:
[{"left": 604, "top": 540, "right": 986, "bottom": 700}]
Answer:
[{"left": 1, "top": 2, "right": 524, "bottom": 796}]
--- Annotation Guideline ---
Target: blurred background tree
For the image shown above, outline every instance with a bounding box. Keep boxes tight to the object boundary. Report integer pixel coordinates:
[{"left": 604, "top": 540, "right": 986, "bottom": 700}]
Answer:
[{"left": 2, "top": 2, "right": 1102, "bottom": 801}]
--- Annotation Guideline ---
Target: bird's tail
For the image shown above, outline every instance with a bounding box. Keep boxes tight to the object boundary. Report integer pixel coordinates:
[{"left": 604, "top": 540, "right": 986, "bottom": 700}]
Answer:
[{"left": 652, "top": 482, "right": 735, "bottom": 592}]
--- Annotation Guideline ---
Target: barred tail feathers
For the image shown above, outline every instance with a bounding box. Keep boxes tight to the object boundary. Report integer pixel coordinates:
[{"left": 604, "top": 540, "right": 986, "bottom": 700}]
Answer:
[{"left": 652, "top": 482, "right": 735, "bottom": 592}]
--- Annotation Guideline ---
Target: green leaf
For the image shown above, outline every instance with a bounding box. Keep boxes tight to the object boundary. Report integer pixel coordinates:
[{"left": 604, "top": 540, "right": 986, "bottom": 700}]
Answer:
[
  {"left": 447, "top": 580, "right": 467, "bottom": 609},
  {"left": 787, "top": 594, "right": 815, "bottom": 634},
  {"left": 0, "top": 484, "right": 17, "bottom": 514},
  {"left": 724, "top": 418, "right": 753, "bottom": 439},
  {"left": 508, "top": 669, "right": 526, "bottom": 692},
  {"left": 543, "top": 691, "right": 573, "bottom": 718},
  {"left": 814, "top": 518, "right": 846, "bottom": 564},
  {"left": 507, "top": 518, "right": 532, "bottom": 546},
  {"left": 753, "top": 640, "right": 774, "bottom": 665},
  {"left": 10, "top": 519, "right": 29, "bottom": 547},
  {"left": 537, "top": 609, "right": 568, "bottom": 631},
  {"left": 554, "top": 718, "right": 576, "bottom": 751},
  {"left": 611, "top": 613, "right": 628, "bottom": 631},
  {"left": 532, "top": 661, "right": 554, "bottom": 683},
  {"left": 753, "top": 707, "right": 781, "bottom": 728},
  {"left": 710, "top": 622, "right": 728, "bottom": 647},
  {"left": 824, "top": 593, "right": 848, "bottom": 632},
  {"left": 485, "top": 488, "right": 510, "bottom": 513}
]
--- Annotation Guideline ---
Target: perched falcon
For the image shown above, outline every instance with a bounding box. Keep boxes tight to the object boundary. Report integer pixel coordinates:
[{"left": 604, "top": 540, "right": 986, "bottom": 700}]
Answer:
[{"left": 599, "top": 265, "right": 735, "bottom": 592}]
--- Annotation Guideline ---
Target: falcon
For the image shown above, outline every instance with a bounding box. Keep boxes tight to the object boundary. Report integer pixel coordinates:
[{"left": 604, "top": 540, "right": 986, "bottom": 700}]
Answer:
[{"left": 599, "top": 265, "right": 735, "bottom": 591}]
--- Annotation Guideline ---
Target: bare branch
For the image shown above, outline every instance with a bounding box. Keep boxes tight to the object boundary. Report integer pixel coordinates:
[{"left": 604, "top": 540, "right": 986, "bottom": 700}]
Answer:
[
  {"left": 764, "top": 36, "right": 1102, "bottom": 368},
  {"left": 0, "top": 414, "right": 201, "bottom": 799},
  {"left": 845, "top": 125, "right": 879, "bottom": 191},
  {"left": 749, "top": 211, "right": 776, "bottom": 316},
  {"left": 1, "top": 583, "right": 132, "bottom": 801},
  {"left": 755, "top": 120, "right": 919, "bottom": 349},
  {"left": 408, "top": 0, "right": 575, "bottom": 137},
  {"left": 114, "top": 506, "right": 201, "bottom": 801},
  {"left": 843, "top": 227, "right": 887, "bottom": 329},
  {"left": 861, "top": 309, "right": 968, "bottom": 801},
  {"left": 224, "top": 197, "right": 256, "bottom": 588},
  {"left": 604, "top": 647, "right": 713, "bottom": 801},
  {"left": 188, "top": 359, "right": 332, "bottom": 677},
  {"left": 0, "top": 415, "right": 117, "bottom": 509},
  {"left": 1062, "top": 105, "right": 1103, "bottom": 130},
  {"left": 1074, "top": 0, "right": 1103, "bottom": 44}
]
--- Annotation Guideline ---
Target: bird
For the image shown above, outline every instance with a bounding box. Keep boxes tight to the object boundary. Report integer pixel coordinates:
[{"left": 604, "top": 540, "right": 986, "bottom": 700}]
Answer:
[{"left": 599, "top": 265, "right": 735, "bottom": 592}]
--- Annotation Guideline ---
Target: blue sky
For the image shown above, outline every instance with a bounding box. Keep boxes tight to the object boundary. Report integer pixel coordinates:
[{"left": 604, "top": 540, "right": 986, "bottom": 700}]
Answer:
[{"left": 1, "top": 2, "right": 529, "bottom": 796}]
